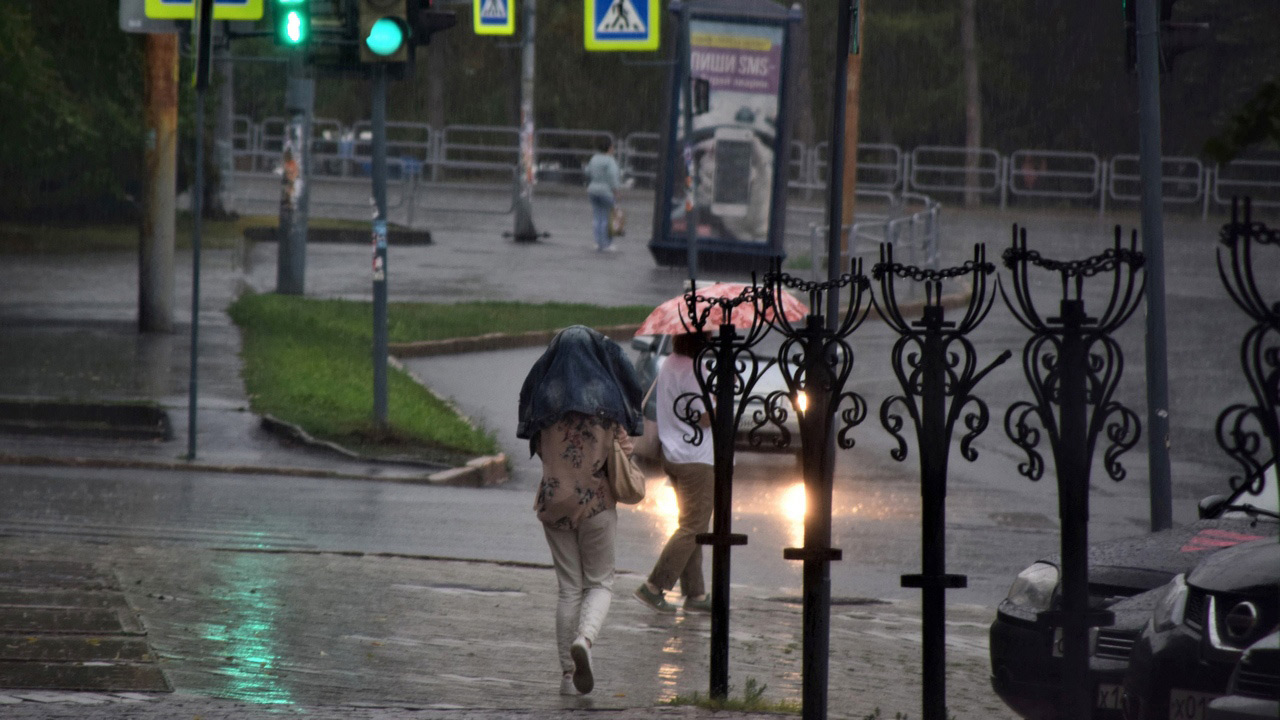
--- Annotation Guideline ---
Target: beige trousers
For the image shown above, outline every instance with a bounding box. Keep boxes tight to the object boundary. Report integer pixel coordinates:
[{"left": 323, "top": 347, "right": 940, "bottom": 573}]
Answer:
[
  {"left": 543, "top": 507, "right": 616, "bottom": 673},
  {"left": 647, "top": 457, "right": 714, "bottom": 598}
]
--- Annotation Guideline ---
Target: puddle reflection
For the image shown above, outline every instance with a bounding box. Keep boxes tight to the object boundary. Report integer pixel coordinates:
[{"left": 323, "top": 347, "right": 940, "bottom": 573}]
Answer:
[
  {"left": 200, "top": 553, "right": 293, "bottom": 705},
  {"left": 656, "top": 631, "right": 685, "bottom": 702}
]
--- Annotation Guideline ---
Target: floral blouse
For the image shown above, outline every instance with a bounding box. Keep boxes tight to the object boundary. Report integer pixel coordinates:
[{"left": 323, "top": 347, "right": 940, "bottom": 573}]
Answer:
[{"left": 533, "top": 412, "right": 619, "bottom": 530}]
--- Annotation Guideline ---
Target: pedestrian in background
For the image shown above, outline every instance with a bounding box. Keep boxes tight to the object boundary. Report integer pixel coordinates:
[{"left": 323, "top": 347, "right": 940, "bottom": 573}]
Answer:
[
  {"left": 584, "top": 137, "right": 622, "bottom": 253},
  {"left": 634, "top": 331, "right": 714, "bottom": 614},
  {"left": 517, "top": 325, "right": 645, "bottom": 696}
]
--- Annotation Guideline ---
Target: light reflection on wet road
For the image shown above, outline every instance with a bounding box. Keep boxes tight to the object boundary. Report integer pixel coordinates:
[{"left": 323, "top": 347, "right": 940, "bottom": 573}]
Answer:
[{"left": 200, "top": 553, "right": 293, "bottom": 705}]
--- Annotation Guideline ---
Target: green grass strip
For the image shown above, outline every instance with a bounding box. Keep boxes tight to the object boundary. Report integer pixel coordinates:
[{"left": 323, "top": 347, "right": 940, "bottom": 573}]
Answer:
[
  {"left": 228, "top": 293, "right": 652, "bottom": 461},
  {"left": 666, "top": 677, "right": 801, "bottom": 715},
  {"left": 0, "top": 214, "right": 367, "bottom": 254}
]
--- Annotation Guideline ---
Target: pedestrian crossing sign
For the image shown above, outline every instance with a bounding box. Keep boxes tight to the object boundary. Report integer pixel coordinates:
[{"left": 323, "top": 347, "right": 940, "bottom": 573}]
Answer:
[
  {"left": 585, "top": 0, "right": 659, "bottom": 51},
  {"left": 474, "top": 0, "right": 515, "bottom": 36},
  {"left": 144, "top": 0, "right": 262, "bottom": 21}
]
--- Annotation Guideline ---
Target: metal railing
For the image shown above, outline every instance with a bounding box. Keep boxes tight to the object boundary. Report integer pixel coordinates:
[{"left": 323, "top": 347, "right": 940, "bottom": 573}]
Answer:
[
  {"left": 1005, "top": 149, "right": 1101, "bottom": 202},
  {"left": 534, "top": 128, "right": 616, "bottom": 185},
  {"left": 801, "top": 190, "right": 942, "bottom": 282},
  {"left": 1106, "top": 155, "right": 1207, "bottom": 216},
  {"left": 621, "top": 131, "right": 661, "bottom": 186},
  {"left": 1213, "top": 158, "right": 1280, "bottom": 209},
  {"left": 910, "top": 145, "right": 1003, "bottom": 199},
  {"left": 227, "top": 117, "right": 1280, "bottom": 219}
]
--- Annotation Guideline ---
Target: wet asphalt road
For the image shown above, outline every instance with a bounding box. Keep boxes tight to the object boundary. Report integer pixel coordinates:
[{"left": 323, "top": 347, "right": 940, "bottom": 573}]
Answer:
[
  {"left": 0, "top": 181, "right": 1274, "bottom": 719},
  {"left": 2, "top": 182, "right": 1269, "bottom": 610}
]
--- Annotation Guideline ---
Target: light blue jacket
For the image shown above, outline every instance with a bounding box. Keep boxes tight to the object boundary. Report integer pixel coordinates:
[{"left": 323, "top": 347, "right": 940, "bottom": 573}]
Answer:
[{"left": 584, "top": 152, "right": 621, "bottom": 200}]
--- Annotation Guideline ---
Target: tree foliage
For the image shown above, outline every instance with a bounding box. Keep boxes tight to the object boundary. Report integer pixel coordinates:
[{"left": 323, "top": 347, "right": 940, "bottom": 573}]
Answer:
[
  {"left": 0, "top": 0, "right": 144, "bottom": 220},
  {"left": 2, "top": 0, "right": 1275, "bottom": 219}
]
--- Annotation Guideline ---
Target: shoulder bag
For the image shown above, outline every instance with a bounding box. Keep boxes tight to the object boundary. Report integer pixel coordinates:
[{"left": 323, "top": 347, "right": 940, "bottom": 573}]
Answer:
[{"left": 606, "top": 438, "right": 646, "bottom": 504}]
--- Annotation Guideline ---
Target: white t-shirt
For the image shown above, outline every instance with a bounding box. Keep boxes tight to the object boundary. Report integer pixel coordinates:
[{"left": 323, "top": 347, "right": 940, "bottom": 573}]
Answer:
[{"left": 655, "top": 353, "right": 714, "bottom": 465}]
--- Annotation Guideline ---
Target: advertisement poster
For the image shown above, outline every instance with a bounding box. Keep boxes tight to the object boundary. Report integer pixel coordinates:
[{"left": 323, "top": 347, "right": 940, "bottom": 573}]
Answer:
[{"left": 672, "top": 19, "right": 785, "bottom": 245}]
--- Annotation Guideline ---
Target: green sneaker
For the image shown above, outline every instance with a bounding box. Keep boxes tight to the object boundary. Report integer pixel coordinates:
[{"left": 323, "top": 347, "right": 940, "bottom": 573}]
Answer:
[
  {"left": 634, "top": 584, "right": 676, "bottom": 613},
  {"left": 683, "top": 595, "right": 712, "bottom": 614}
]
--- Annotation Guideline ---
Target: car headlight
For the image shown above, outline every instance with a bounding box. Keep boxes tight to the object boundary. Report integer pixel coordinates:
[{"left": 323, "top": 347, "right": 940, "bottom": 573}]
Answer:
[
  {"left": 1151, "top": 574, "right": 1187, "bottom": 632},
  {"left": 1006, "top": 562, "right": 1059, "bottom": 611}
]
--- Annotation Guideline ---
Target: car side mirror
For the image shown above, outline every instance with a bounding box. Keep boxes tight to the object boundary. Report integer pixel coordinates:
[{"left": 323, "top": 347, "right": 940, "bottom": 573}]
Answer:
[
  {"left": 1198, "top": 494, "right": 1229, "bottom": 519},
  {"left": 631, "top": 336, "right": 657, "bottom": 353}
]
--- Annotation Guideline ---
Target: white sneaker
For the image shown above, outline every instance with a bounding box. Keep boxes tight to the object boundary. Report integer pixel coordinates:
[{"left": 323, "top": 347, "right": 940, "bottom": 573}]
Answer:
[
  {"left": 560, "top": 672, "right": 578, "bottom": 695},
  {"left": 570, "top": 636, "right": 594, "bottom": 694}
]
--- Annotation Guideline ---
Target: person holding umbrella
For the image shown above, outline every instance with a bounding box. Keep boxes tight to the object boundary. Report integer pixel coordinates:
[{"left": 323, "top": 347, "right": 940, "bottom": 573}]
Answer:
[
  {"left": 630, "top": 283, "right": 809, "bottom": 614},
  {"left": 633, "top": 329, "right": 715, "bottom": 614},
  {"left": 517, "top": 325, "right": 644, "bottom": 696}
]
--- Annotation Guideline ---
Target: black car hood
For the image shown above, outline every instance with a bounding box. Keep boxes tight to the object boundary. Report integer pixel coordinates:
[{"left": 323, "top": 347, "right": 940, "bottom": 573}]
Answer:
[
  {"left": 1043, "top": 517, "right": 1277, "bottom": 596},
  {"left": 1187, "top": 538, "right": 1280, "bottom": 595}
]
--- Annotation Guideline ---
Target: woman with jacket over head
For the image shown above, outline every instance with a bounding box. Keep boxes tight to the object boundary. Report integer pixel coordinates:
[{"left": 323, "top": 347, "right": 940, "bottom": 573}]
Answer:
[{"left": 516, "top": 325, "right": 645, "bottom": 696}]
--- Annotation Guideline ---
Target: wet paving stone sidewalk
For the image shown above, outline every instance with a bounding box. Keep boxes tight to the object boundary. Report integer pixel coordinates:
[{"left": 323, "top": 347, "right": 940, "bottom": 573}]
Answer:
[{"left": 0, "top": 536, "right": 1016, "bottom": 719}]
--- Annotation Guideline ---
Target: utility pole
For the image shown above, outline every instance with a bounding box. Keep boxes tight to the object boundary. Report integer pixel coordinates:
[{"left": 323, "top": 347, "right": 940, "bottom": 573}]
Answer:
[
  {"left": 826, "top": 0, "right": 856, "bottom": 326},
  {"left": 140, "top": 33, "right": 178, "bottom": 333},
  {"left": 511, "top": 0, "right": 540, "bottom": 242},
  {"left": 680, "top": 6, "right": 699, "bottom": 281},
  {"left": 837, "top": 0, "right": 863, "bottom": 264},
  {"left": 961, "top": 0, "right": 981, "bottom": 208},
  {"left": 371, "top": 63, "right": 390, "bottom": 427},
  {"left": 211, "top": 44, "right": 236, "bottom": 218},
  {"left": 1135, "top": 0, "right": 1173, "bottom": 531},
  {"left": 278, "top": 56, "right": 314, "bottom": 295},
  {"left": 187, "top": 0, "right": 216, "bottom": 460}
]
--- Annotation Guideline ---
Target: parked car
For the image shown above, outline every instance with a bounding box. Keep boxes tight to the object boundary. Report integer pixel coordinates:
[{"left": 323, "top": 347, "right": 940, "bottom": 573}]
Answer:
[
  {"left": 989, "top": 463, "right": 1278, "bottom": 719},
  {"left": 630, "top": 333, "right": 803, "bottom": 458},
  {"left": 1203, "top": 631, "right": 1280, "bottom": 720},
  {"left": 1121, "top": 537, "right": 1279, "bottom": 720}
]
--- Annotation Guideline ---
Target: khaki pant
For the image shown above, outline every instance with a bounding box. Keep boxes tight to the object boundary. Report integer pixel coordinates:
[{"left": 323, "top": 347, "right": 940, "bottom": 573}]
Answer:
[{"left": 647, "top": 457, "right": 714, "bottom": 598}]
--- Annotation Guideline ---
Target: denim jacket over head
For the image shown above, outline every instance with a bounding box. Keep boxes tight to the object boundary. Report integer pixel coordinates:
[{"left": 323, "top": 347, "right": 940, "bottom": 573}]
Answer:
[{"left": 516, "top": 325, "right": 644, "bottom": 457}]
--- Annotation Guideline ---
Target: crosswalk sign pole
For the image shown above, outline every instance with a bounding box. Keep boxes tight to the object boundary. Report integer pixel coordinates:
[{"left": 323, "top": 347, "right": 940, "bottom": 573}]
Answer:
[{"left": 510, "top": 0, "right": 543, "bottom": 242}]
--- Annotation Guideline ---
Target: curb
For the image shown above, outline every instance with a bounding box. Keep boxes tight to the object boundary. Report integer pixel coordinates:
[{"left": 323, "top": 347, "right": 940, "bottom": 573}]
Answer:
[
  {"left": 0, "top": 398, "right": 172, "bottom": 441},
  {"left": 386, "top": 284, "right": 972, "bottom": 360},
  {"left": 259, "top": 414, "right": 508, "bottom": 487},
  {"left": 390, "top": 323, "right": 641, "bottom": 358},
  {"left": 242, "top": 226, "right": 433, "bottom": 246},
  {"left": 0, "top": 451, "right": 507, "bottom": 487}
]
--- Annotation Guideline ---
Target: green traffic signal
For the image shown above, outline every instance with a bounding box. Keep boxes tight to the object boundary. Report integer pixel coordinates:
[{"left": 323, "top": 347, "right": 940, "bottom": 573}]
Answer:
[
  {"left": 365, "top": 17, "right": 406, "bottom": 56},
  {"left": 274, "top": 0, "right": 310, "bottom": 47},
  {"left": 282, "top": 10, "right": 307, "bottom": 44}
]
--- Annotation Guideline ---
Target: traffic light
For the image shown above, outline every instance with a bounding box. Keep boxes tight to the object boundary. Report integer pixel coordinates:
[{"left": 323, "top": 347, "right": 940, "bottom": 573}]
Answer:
[
  {"left": 359, "top": 0, "right": 410, "bottom": 63},
  {"left": 273, "top": 0, "right": 311, "bottom": 47},
  {"left": 411, "top": 0, "right": 458, "bottom": 46}
]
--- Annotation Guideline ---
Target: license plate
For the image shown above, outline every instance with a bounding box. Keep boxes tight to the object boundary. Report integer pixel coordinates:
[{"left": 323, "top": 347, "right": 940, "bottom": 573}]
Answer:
[
  {"left": 1169, "top": 689, "right": 1219, "bottom": 720},
  {"left": 1096, "top": 683, "right": 1123, "bottom": 710}
]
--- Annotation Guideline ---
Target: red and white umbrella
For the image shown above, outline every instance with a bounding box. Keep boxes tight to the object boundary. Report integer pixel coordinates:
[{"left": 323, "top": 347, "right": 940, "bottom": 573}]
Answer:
[{"left": 634, "top": 282, "right": 809, "bottom": 336}]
